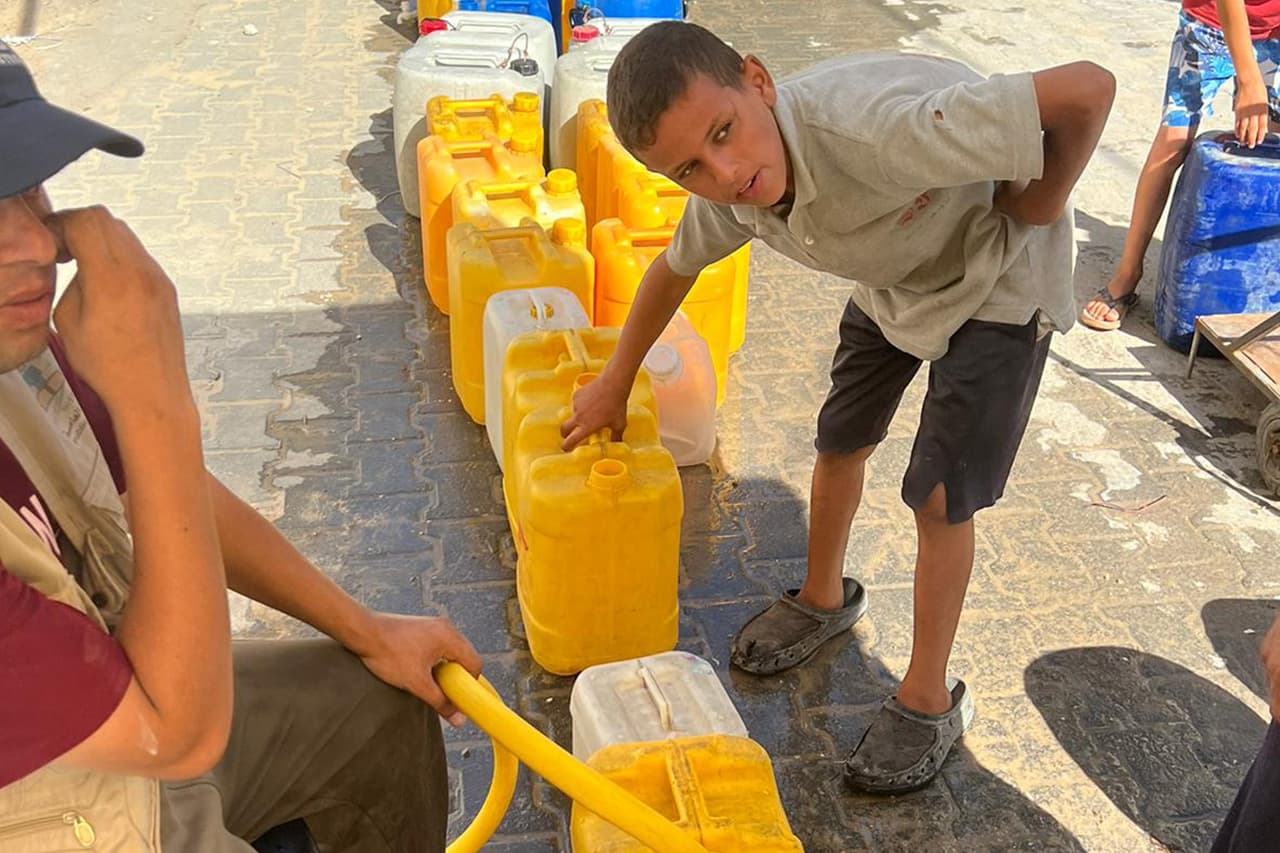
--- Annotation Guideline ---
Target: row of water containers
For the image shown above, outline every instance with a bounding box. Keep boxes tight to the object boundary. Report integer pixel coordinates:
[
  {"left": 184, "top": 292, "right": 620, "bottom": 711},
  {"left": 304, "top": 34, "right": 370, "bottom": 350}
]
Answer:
[
  {"left": 570, "top": 650, "right": 803, "bottom": 850},
  {"left": 413, "top": 96, "right": 748, "bottom": 469},
  {"left": 390, "top": 5, "right": 754, "bottom": 681}
]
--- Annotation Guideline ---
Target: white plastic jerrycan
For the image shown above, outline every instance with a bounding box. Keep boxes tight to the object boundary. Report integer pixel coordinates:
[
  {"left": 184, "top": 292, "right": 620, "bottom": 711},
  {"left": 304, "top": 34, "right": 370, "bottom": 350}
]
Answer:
[
  {"left": 642, "top": 312, "right": 716, "bottom": 466},
  {"left": 393, "top": 36, "right": 544, "bottom": 217},
  {"left": 549, "top": 42, "right": 620, "bottom": 170},
  {"left": 569, "top": 12, "right": 668, "bottom": 49},
  {"left": 483, "top": 287, "right": 590, "bottom": 467},
  {"left": 570, "top": 650, "right": 748, "bottom": 761},
  {"left": 440, "top": 10, "right": 557, "bottom": 94}
]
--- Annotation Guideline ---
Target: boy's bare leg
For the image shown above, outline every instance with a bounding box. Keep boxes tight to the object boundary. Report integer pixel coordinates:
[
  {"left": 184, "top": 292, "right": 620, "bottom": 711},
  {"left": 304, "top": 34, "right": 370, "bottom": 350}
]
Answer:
[
  {"left": 796, "top": 446, "right": 876, "bottom": 611},
  {"left": 895, "top": 483, "right": 975, "bottom": 715},
  {"left": 1084, "top": 123, "right": 1196, "bottom": 325}
]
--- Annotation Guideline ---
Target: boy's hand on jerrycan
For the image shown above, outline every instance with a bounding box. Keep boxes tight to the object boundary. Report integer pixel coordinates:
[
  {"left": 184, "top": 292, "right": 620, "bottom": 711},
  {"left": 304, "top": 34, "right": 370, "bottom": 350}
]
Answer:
[{"left": 560, "top": 368, "right": 629, "bottom": 451}]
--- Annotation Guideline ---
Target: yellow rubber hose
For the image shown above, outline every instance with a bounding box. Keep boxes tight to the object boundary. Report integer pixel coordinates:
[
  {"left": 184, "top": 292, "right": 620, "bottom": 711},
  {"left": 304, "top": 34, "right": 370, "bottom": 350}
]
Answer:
[
  {"left": 444, "top": 674, "right": 520, "bottom": 853},
  {"left": 437, "top": 662, "right": 710, "bottom": 853}
]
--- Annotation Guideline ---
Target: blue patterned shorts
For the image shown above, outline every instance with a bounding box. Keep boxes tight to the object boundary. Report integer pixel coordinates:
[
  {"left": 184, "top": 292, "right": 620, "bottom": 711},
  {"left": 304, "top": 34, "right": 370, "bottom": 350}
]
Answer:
[{"left": 1163, "top": 11, "right": 1280, "bottom": 127}]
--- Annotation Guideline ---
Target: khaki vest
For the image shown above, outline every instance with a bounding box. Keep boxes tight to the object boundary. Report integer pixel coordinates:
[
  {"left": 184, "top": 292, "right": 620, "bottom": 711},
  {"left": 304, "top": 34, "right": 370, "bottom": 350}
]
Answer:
[{"left": 0, "top": 348, "right": 161, "bottom": 852}]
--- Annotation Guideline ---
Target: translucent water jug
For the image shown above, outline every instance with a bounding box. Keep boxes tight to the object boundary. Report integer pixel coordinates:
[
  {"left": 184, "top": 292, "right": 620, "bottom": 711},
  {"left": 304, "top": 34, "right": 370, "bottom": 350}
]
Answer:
[
  {"left": 593, "top": 219, "right": 738, "bottom": 404},
  {"left": 483, "top": 287, "right": 590, "bottom": 468},
  {"left": 570, "top": 651, "right": 747, "bottom": 761},
  {"left": 561, "top": 0, "right": 679, "bottom": 50},
  {"left": 644, "top": 312, "right": 716, "bottom": 465},
  {"left": 571, "top": 735, "right": 804, "bottom": 852},
  {"left": 565, "top": 12, "right": 669, "bottom": 50}
]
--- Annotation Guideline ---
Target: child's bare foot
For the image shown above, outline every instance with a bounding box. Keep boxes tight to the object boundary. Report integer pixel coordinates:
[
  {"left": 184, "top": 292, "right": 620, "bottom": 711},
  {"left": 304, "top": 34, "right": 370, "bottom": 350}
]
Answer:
[{"left": 1081, "top": 266, "right": 1141, "bottom": 331}]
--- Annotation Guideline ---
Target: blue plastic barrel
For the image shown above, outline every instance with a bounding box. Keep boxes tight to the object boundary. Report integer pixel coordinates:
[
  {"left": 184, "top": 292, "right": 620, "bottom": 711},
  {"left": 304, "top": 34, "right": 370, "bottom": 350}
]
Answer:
[
  {"left": 456, "top": 0, "right": 555, "bottom": 28},
  {"left": 1155, "top": 131, "right": 1280, "bottom": 352}
]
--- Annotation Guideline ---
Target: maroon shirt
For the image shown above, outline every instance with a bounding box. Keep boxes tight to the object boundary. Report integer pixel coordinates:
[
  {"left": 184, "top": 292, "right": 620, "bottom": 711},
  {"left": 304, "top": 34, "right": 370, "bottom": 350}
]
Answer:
[{"left": 0, "top": 337, "right": 132, "bottom": 789}]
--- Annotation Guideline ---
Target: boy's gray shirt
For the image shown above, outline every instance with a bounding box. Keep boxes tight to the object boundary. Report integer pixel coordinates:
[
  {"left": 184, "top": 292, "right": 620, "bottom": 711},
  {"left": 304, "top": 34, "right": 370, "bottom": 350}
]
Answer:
[{"left": 666, "top": 53, "right": 1076, "bottom": 361}]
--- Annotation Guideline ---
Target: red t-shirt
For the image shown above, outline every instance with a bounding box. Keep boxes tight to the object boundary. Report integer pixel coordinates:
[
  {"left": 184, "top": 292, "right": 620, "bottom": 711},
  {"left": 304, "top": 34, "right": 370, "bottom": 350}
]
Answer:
[
  {"left": 1184, "top": 0, "right": 1280, "bottom": 39},
  {"left": 0, "top": 336, "right": 132, "bottom": 789}
]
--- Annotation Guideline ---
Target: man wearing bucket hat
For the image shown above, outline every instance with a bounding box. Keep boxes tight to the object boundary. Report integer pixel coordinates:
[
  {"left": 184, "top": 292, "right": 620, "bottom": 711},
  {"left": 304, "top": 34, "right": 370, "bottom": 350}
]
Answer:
[{"left": 0, "top": 44, "right": 477, "bottom": 852}]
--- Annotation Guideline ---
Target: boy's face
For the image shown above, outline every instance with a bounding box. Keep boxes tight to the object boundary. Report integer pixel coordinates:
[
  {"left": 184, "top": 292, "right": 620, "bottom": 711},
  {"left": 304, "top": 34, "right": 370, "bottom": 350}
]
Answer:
[
  {"left": 637, "top": 57, "right": 790, "bottom": 208},
  {"left": 0, "top": 186, "right": 57, "bottom": 373}
]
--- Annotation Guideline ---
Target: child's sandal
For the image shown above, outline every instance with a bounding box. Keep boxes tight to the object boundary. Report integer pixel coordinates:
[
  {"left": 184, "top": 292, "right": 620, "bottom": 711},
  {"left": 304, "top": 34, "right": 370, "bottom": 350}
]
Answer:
[{"left": 1081, "top": 286, "right": 1138, "bottom": 332}]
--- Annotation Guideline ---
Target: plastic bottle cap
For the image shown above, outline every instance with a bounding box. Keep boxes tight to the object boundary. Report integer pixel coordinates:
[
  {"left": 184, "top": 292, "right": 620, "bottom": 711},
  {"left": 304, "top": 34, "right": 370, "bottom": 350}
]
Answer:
[
  {"left": 546, "top": 169, "right": 577, "bottom": 195},
  {"left": 419, "top": 18, "right": 449, "bottom": 35},
  {"left": 571, "top": 24, "right": 601, "bottom": 43},
  {"left": 510, "top": 128, "right": 539, "bottom": 154},
  {"left": 553, "top": 218, "right": 586, "bottom": 247},
  {"left": 513, "top": 92, "right": 539, "bottom": 113},
  {"left": 510, "top": 57, "right": 539, "bottom": 77},
  {"left": 643, "top": 343, "right": 681, "bottom": 380},
  {"left": 574, "top": 372, "right": 598, "bottom": 389}
]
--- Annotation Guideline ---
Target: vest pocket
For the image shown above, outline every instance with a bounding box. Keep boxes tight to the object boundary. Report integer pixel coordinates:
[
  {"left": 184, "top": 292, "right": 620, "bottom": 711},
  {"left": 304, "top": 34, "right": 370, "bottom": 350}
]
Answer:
[{"left": 0, "top": 810, "right": 96, "bottom": 849}]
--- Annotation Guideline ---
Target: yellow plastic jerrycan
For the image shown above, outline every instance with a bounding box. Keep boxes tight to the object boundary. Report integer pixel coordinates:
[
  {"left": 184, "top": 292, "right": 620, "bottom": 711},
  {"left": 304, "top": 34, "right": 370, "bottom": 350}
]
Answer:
[
  {"left": 595, "top": 132, "right": 646, "bottom": 226},
  {"left": 576, "top": 99, "right": 614, "bottom": 227},
  {"left": 616, "top": 169, "right": 690, "bottom": 229},
  {"left": 427, "top": 92, "right": 544, "bottom": 151},
  {"left": 571, "top": 735, "right": 805, "bottom": 852},
  {"left": 448, "top": 218, "right": 595, "bottom": 423},
  {"left": 592, "top": 219, "right": 740, "bottom": 405},
  {"left": 451, "top": 169, "right": 585, "bottom": 237},
  {"left": 616, "top": 171, "right": 751, "bottom": 354},
  {"left": 511, "top": 403, "right": 681, "bottom": 675},
  {"left": 418, "top": 133, "right": 545, "bottom": 315},
  {"left": 499, "top": 329, "right": 656, "bottom": 520}
]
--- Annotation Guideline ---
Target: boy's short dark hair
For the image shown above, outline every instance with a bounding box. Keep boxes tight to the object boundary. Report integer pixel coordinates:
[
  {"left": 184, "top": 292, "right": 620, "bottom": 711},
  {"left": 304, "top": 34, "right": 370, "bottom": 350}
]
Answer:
[{"left": 607, "top": 21, "right": 745, "bottom": 155}]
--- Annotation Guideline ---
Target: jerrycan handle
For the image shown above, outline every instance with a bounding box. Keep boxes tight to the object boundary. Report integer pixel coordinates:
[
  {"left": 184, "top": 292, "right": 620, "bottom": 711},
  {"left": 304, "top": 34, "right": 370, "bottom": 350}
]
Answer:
[
  {"left": 623, "top": 226, "right": 677, "bottom": 249},
  {"left": 444, "top": 136, "right": 506, "bottom": 159},
  {"left": 638, "top": 661, "right": 676, "bottom": 733},
  {"left": 1219, "top": 132, "right": 1280, "bottom": 160},
  {"left": 570, "top": 371, "right": 617, "bottom": 448},
  {"left": 474, "top": 179, "right": 539, "bottom": 205},
  {"left": 434, "top": 52, "right": 502, "bottom": 69},
  {"left": 434, "top": 662, "right": 712, "bottom": 853},
  {"left": 521, "top": 289, "right": 567, "bottom": 326},
  {"left": 439, "top": 97, "right": 512, "bottom": 130}
]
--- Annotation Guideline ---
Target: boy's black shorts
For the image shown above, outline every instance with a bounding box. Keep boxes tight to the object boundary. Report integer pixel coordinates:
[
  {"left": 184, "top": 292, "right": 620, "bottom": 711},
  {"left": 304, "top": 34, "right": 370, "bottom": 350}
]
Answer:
[
  {"left": 815, "top": 299, "right": 1050, "bottom": 524},
  {"left": 1212, "top": 721, "right": 1280, "bottom": 853}
]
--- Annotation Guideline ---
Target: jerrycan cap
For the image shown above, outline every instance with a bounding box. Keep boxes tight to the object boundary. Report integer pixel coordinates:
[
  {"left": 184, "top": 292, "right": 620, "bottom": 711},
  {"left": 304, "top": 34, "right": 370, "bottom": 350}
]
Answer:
[
  {"left": 419, "top": 17, "right": 449, "bottom": 35},
  {"left": 510, "top": 57, "right": 539, "bottom": 77},
  {"left": 553, "top": 218, "right": 586, "bottom": 246},
  {"left": 571, "top": 24, "right": 601, "bottom": 44},
  {"left": 513, "top": 92, "right": 540, "bottom": 113},
  {"left": 644, "top": 343, "right": 682, "bottom": 381},
  {"left": 510, "top": 128, "right": 539, "bottom": 154},
  {"left": 546, "top": 168, "right": 577, "bottom": 195}
]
